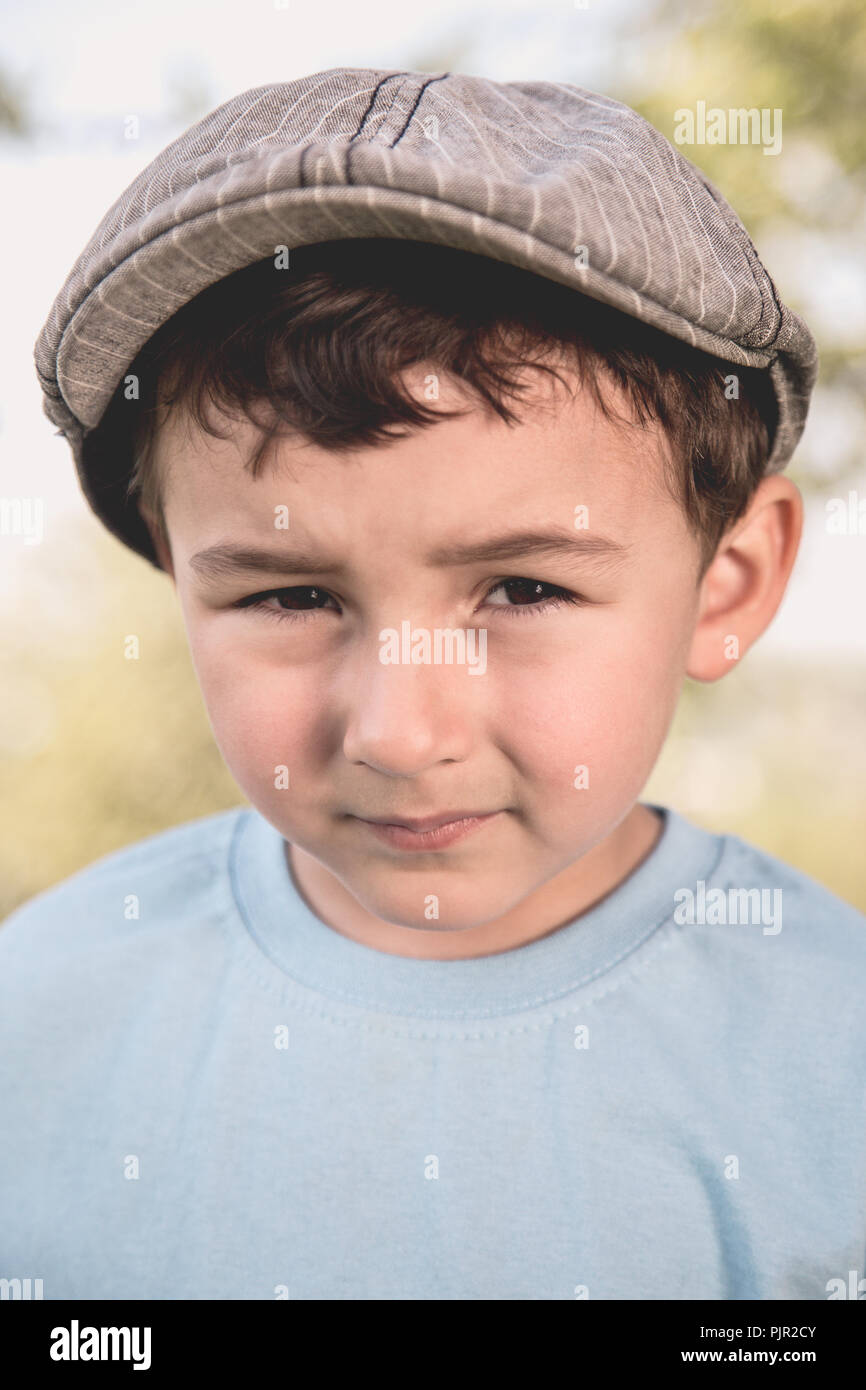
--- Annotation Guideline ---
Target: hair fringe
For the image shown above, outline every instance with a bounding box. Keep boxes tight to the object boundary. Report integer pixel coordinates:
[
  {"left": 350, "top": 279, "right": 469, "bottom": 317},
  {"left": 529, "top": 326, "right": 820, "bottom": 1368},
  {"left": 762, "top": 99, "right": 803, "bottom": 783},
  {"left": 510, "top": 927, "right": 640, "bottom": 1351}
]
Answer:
[{"left": 121, "top": 239, "right": 777, "bottom": 578}]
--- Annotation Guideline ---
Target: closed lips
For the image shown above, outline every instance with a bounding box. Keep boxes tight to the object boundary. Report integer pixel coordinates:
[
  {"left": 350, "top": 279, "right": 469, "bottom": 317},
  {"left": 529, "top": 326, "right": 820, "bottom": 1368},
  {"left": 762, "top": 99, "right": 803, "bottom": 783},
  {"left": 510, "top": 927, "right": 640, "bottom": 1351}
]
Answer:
[{"left": 357, "top": 812, "right": 498, "bottom": 832}]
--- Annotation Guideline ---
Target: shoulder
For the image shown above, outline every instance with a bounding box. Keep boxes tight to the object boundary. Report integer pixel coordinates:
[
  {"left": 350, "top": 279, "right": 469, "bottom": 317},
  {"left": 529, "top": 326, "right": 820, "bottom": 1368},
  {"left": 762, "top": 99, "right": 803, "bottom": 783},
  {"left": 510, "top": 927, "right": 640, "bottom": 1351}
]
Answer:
[
  {"left": 689, "top": 820, "right": 866, "bottom": 972},
  {"left": 0, "top": 806, "right": 248, "bottom": 970}
]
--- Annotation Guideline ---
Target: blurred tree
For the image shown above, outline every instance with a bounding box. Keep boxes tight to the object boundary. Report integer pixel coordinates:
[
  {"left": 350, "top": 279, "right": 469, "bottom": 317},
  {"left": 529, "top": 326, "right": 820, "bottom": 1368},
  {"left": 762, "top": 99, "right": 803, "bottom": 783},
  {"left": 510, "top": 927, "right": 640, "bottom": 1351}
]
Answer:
[
  {"left": 626, "top": 0, "right": 866, "bottom": 490},
  {"left": 636, "top": 0, "right": 866, "bottom": 216},
  {"left": 0, "top": 64, "right": 32, "bottom": 136}
]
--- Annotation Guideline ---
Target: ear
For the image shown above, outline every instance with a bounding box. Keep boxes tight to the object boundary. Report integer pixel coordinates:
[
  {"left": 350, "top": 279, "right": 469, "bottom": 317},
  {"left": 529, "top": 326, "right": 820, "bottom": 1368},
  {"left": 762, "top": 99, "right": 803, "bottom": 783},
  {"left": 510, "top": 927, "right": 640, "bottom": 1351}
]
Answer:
[{"left": 686, "top": 474, "right": 803, "bottom": 681}]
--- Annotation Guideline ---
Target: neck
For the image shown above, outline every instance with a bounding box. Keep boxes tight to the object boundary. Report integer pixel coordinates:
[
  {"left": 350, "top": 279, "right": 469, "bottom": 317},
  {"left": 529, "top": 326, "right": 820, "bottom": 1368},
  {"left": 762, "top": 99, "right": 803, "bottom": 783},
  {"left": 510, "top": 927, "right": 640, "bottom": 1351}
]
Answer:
[{"left": 286, "top": 802, "right": 664, "bottom": 960}]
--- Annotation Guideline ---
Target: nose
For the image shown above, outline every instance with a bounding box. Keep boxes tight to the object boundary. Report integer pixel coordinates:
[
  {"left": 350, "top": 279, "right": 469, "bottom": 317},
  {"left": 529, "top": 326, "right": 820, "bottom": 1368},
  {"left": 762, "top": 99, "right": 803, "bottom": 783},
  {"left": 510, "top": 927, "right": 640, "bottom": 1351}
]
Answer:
[{"left": 341, "top": 641, "right": 477, "bottom": 776}]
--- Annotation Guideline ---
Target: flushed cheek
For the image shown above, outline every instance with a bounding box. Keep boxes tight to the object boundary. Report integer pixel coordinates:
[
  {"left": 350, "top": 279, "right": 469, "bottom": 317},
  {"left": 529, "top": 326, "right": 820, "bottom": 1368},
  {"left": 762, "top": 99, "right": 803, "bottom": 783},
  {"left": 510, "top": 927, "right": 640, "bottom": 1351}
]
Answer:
[{"left": 499, "top": 635, "right": 681, "bottom": 833}]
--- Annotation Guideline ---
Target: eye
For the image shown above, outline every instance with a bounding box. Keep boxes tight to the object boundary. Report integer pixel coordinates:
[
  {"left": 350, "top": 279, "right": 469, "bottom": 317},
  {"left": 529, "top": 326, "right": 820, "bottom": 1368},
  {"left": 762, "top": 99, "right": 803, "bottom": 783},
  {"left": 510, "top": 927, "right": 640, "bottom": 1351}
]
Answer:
[
  {"left": 233, "top": 585, "right": 339, "bottom": 624},
  {"left": 233, "top": 577, "right": 585, "bottom": 626},
  {"left": 483, "top": 577, "right": 585, "bottom": 618}
]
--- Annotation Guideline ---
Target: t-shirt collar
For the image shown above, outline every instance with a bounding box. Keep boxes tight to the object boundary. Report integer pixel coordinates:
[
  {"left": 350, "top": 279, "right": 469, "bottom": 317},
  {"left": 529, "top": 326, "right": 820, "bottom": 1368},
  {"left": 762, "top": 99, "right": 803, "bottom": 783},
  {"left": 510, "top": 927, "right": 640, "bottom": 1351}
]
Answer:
[{"left": 228, "top": 802, "right": 724, "bottom": 1019}]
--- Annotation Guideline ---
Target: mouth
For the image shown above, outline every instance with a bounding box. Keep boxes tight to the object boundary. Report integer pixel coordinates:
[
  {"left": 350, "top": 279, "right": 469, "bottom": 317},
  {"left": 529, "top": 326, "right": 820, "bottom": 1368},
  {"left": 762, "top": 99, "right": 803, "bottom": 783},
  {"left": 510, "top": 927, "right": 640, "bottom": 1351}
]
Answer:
[
  {"left": 349, "top": 810, "right": 503, "bottom": 852},
  {"left": 360, "top": 810, "right": 499, "bottom": 832}
]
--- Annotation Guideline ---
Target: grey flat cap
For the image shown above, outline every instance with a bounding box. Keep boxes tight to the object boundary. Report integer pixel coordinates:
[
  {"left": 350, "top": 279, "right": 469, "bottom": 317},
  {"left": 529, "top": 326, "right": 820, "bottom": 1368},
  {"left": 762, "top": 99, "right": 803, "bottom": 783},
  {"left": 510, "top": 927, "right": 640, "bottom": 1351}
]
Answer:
[{"left": 34, "top": 66, "right": 818, "bottom": 568}]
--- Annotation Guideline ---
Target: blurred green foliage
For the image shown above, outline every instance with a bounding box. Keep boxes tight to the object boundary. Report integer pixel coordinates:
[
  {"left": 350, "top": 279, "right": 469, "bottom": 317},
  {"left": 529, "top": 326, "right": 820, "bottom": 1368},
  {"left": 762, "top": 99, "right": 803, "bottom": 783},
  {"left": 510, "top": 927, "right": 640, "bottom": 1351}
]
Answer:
[
  {"left": 1, "top": 526, "right": 242, "bottom": 915},
  {"left": 641, "top": 0, "right": 866, "bottom": 202},
  {"left": 632, "top": 0, "right": 866, "bottom": 424},
  {"left": 0, "top": 65, "right": 32, "bottom": 136}
]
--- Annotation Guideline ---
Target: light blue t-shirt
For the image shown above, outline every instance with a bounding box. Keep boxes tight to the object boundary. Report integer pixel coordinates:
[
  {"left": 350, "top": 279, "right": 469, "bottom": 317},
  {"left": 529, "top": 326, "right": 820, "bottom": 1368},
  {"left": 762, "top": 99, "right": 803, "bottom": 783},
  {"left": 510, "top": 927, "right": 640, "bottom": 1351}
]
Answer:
[{"left": 1, "top": 801, "right": 864, "bottom": 1301}]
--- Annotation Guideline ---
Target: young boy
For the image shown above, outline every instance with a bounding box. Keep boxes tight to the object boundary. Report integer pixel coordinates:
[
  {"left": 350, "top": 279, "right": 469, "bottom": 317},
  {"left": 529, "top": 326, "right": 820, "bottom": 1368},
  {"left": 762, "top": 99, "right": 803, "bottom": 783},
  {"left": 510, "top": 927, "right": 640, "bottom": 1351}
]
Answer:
[{"left": 4, "top": 67, "right": 864, "bottom": 1302}]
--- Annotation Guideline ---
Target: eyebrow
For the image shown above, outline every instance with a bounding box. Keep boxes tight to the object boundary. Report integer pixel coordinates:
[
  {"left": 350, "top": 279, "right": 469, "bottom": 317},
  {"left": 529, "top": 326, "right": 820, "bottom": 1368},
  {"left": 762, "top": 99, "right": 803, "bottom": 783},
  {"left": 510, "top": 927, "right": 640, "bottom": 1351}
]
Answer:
[{"left": 188, "top": 529, "right": 631, "bottom": 583}]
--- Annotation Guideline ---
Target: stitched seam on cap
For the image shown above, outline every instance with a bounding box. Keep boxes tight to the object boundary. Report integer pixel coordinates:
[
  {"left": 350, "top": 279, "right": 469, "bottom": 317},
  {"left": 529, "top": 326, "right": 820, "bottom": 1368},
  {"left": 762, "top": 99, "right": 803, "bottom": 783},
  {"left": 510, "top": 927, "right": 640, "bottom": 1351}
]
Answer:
[
  {"left": 350, "top": 73, "right": 410, "bottom": 142},
  {"left": 346, "top": 74, "right": 410, "bottom": 185},
  {"left": 697, "top": 176, "right": 783, "bottom": 349},
  {"left": 390, "top": 73, "right": 451, "bottom": 148}
]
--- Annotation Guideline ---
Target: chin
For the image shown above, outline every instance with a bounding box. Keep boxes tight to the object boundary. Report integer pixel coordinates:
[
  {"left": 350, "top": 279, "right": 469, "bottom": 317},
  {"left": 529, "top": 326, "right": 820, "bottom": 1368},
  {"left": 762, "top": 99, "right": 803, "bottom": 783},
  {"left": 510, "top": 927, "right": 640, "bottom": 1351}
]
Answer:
[{"left": 356, "top": 881, "right": 516, "bottom": 933}]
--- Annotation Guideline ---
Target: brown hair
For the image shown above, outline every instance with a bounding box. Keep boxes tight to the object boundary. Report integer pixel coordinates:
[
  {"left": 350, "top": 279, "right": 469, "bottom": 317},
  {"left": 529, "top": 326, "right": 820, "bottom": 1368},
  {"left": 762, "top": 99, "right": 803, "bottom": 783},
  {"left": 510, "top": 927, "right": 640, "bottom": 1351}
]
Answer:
[{"left": 123, "top": 238, "right": 777, "bottom": 579}]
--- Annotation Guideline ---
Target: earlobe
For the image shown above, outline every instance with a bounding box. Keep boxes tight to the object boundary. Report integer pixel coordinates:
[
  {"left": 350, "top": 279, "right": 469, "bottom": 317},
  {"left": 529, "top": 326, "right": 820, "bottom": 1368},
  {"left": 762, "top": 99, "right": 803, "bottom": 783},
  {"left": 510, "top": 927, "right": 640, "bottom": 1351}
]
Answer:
[{"left": 685, "top": 476, "right": 803, "bottom": 683}]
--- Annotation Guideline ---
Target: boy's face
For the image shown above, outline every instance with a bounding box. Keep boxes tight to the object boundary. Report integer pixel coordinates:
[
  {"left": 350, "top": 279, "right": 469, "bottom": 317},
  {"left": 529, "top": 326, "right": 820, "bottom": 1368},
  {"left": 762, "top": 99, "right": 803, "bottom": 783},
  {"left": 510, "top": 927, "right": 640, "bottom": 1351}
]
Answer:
[{"left": 150, "top": 362, "right": 705, "bottom": 943}]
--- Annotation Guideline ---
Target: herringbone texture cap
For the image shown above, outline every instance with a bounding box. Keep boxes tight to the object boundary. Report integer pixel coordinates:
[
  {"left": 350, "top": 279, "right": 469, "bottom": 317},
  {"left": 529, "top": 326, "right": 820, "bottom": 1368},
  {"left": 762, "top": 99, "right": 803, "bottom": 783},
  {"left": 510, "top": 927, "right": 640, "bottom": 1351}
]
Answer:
[{"left": 34, "top": 67, "right": 818, "bottom": 567}]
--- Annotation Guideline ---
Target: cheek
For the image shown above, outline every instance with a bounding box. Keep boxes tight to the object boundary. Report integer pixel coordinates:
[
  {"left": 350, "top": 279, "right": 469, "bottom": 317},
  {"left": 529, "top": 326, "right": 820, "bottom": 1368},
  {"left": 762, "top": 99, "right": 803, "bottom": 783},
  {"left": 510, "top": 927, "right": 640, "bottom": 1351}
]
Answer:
[
  {"left": 185, "top": 623, "right": 324, "bottom": 796},
  {"left": 499, "top": 605, "right": 687, "bottom": 809}
]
